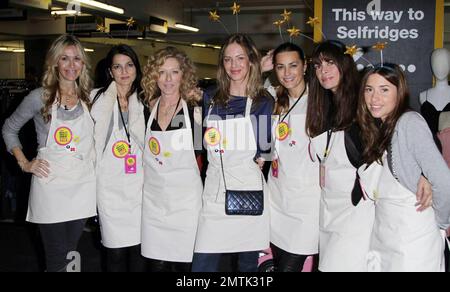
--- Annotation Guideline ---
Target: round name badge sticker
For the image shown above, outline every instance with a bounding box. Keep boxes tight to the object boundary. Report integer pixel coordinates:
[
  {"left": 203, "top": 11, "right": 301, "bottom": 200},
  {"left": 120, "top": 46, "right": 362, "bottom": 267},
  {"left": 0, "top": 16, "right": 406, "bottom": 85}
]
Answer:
[
  {"left": 149, "top": 137, "right": 161, "bottom": 156},
  {"left": 276, "top": 122, "right": 290, "bottom": 141},
  {"left": 112, "top": 141, "right": 130, "bottom": 158},
  {"left": 204, "top": 127, "right": 221, "bottom": 146},
  {"left": 54, "top": 126, "right": 73, "bottom": 146}
]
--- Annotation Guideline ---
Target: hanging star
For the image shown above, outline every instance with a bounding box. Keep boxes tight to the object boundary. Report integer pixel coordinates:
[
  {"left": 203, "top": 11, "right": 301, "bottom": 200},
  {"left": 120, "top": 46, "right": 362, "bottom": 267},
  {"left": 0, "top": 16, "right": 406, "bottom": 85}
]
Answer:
[
  {"left": 306, "top": 16, "right": 320, "bottom": 27},
  {"left": 345, "top": 45, "right": 358, "bottom": 56},
  {"left": 372, "top": 42, "right": 388, "bottom": 51},
  {"left": 281, "top": 9, "right": 292, "bottom": 22},
  {"left": 231, "top": 2, "right": 240, "bottom": 15},
  {"left": 273, "top": 19, "right": 285, "bottom": 27},
  {"left": 209, "top": 10, "right": 220, "bottom": 22},
  {"left": 126, "top": 17, "right": 136, "bottom": 28},
  {"left": 96, "top": 24, "right": 106, "bottom": 33},
  {"left": 287, "top": 26, "right": 301, "bottom": 38}
]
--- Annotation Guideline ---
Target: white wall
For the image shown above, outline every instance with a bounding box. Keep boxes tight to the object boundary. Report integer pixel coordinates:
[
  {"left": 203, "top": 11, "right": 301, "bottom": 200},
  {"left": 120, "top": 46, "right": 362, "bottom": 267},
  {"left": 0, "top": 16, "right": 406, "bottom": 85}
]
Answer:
[{"left": 0, "top": 52, "right": 25, "bottom": 79}]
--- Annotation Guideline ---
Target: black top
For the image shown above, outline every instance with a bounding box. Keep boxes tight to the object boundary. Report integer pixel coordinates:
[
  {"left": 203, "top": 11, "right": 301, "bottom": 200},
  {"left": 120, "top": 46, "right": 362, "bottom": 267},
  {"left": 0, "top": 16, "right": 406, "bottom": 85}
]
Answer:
[{"left": 420, "top": 100, "right": 450, "bottom": 135}]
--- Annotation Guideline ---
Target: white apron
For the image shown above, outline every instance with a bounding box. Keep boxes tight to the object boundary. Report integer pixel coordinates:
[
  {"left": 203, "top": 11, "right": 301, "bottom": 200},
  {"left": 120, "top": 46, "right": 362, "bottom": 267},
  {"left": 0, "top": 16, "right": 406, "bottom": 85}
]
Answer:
[
  {"left": 268, "top": 95, "right": 320, "bottom": 255},
  {"left": 311, "top": 130, "right": 374, "bottom": 272},
  {"left": 194, "top": 98, "right": 270, "bottom": 253},
  {"left": 358, "top": 157, "right": 446, "bottom": 272},
  {"left": 142, "top": 99, "right": 203, "bottom": 262},
  {"left": 27, "top": 101, "right": 96, "bottom": 224},
  {"left": 96, "top": 97, "right": 143, "bottom": 249}
]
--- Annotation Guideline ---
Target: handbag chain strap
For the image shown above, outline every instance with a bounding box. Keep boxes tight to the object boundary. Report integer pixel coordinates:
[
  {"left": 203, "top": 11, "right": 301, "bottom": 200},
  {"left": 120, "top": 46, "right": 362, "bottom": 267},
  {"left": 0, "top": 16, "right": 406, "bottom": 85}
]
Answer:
[{"left": 217, "top": 123, "right": 264, "bottom": 191}]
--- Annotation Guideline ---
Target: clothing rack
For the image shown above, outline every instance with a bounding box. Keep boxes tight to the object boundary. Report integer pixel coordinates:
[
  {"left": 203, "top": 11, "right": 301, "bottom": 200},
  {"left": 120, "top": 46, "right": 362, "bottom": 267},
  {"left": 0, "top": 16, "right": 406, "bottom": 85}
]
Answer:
[{"left": 0, "top": 79, "right": 36, "bottom": 222}]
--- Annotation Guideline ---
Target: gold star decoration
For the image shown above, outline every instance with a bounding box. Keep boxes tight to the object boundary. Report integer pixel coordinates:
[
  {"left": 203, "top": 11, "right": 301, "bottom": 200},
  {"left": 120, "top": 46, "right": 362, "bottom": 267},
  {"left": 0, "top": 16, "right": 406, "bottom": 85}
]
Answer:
[
  {"left": 281, "top": 9, "right": 292, "bottom": 22},
  {"left": 372, "top": 42, "right": 387, "bottom": 51},
  {"left": 96, "top": 24, "right": 106, "bottom": 33},
  {"left": 231, "top": 2, "right": 241, "bottom": 15},
  {"left": 306, "top": 16, "right": 320, "bottom": 27},
  {"left": 287, "top": 26, "right": 301, "bottom": 38},
  {"left": 345, "top": 45, "right": 358, "bottom": 56},
  {"left": 126, "top": 17, "right": 136, "bottom": 28},
  {"left": 209, "top": 10, "right": 220, "bottom": 22},
  {"left": 273, "top": 19, "right": 285, "bottom": 27}
]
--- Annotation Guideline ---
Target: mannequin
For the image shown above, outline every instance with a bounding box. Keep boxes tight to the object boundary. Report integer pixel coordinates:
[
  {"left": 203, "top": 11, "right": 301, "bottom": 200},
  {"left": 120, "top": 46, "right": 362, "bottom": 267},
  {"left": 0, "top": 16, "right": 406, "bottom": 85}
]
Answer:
[{"left": 420, "top": 48, "right": 450, "bottom": 136}]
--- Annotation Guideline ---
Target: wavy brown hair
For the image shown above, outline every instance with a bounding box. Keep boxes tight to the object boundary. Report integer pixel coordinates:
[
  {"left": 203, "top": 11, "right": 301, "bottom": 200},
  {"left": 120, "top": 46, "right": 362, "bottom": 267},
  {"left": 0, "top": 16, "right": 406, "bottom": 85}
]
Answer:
[
  {"left": 306, "top": 40, "right": 360, "bottom": 137},
  {"left": 272, "top": 42, "right": 307, "bottom": 115},
  {"left": 141, "top": 46, "right": 201, "bottom": 107},
  {"left": 213, "top": 34, "right": 266, "bottom": 107},
  {"left": 358, "top": 64, "right": 410, "bottom": 165},
  {"left": 41, "top": 34, "right": 92, "bottom": 123}
]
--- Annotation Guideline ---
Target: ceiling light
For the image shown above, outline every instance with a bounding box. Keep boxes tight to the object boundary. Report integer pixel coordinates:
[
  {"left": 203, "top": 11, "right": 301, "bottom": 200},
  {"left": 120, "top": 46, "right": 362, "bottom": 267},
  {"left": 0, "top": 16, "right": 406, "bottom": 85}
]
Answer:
[
  {"left": 192, "top": 43, "right": 207, "bottom": 48},
  {"left": 13, "top": 49, "right": 25, "bottom": 53},
  {"left": 71, "top": 0, "right": 124, "bottom": 14},
  {"left": 137, "top": 37, "right": 144, "bottom": 40},
  {"left": 175, "top": 23, "right": 199, "bottom": 32},
  {"left": 0, "top": 47, "right": 8, "bottom": 51},
  {"left": 84, "top": 48, "right": 95, "bottom": 52},
  {"left": 51, "top": 10, "right": 79, "bottom": 15},
  {"left": 212, "top": 46, "right": 222, "bottom": 50}
]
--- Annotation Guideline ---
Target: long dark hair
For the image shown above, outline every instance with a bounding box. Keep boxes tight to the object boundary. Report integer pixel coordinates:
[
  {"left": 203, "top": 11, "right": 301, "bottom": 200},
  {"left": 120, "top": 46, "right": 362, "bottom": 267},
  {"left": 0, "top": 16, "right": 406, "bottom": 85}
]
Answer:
[
  {"left": 358, "top": 64, "right": 410, "bottom": 165},
  {"left": 93, "top": 44, "right": 142, "bottom": 103},
  {"left": 272, "top": 42, "right": 307, "bottom": 115},
  {"left": 306, "top": 40, "right": 360, "bottom": 137},
  {"left": 214, "top": 34, "right": 266, "bottom": 107}
]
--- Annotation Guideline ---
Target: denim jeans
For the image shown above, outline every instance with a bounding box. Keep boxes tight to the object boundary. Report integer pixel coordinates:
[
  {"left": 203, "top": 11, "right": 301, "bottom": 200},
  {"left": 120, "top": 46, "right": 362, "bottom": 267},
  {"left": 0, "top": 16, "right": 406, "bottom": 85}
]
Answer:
[{"left": 191, "top": 251, "right": 259, "bottom": 272}]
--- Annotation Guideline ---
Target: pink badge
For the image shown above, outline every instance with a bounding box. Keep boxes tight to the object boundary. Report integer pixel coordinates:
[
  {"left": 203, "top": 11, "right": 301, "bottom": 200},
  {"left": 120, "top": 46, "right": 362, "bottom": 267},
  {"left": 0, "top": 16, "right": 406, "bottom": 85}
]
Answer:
[
  {"left": 125, "top": 154, "right": 137, "bottom": 174},
  {"left": 272, "top": 160, "right": 279, "bottom": 178}
]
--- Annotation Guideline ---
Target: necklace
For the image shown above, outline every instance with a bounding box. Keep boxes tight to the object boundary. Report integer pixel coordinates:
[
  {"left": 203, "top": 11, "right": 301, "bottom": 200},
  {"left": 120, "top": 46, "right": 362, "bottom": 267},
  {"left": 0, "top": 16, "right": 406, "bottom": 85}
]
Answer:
[
  {"left": 60, "top": 91, "right": 77, "bottom": 111},
  {"left": 159, "top": 99, "right": 181, "bottom": 115}
]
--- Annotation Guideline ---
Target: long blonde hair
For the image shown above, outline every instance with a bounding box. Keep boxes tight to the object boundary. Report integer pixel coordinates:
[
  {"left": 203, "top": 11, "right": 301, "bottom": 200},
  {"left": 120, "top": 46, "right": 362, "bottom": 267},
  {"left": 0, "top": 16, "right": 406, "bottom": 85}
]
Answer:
[
  {"left": 141, "top": 46, "right": 201, "bottom": 107},
  {"left": 214, "top": 34, "right": 265, "bottom": 107},
  {"left": 41, "top": 34, "right": 93, "bottom": 123}
]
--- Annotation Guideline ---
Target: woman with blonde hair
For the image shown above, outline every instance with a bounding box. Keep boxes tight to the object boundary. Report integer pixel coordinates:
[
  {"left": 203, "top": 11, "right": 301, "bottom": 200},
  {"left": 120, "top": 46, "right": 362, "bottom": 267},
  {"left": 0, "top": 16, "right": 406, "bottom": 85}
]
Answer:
[
  {"left": 141, "top": 46, "right": 203, "bottom": 272},
  {"left": 192, "top": 34, "right": 273, "bottom": 272},
  {"left": 2, "top": 34, "right": 96, "bottom": 272}
]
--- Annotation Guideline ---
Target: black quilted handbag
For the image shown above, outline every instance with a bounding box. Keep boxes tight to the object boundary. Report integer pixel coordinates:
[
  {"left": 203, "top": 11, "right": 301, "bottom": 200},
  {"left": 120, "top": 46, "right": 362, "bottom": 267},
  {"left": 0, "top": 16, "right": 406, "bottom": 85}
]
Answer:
[
  {"left": 219, "top": 146, "right": 264, "bottom": 216},
  {"left": 225, "top": 190, "right": 263, "bottom": 216}
]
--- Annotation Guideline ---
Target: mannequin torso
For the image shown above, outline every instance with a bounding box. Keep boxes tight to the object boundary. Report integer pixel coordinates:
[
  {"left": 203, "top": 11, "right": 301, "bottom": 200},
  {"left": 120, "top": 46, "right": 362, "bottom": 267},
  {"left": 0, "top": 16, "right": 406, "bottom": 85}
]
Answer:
[{"left": 420, "top": 48, "right": 450, "bottom": 135}]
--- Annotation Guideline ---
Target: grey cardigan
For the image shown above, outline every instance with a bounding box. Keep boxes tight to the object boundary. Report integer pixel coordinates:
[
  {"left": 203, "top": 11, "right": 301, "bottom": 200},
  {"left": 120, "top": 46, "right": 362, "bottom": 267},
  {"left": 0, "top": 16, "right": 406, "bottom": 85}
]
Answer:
[
  {"left": 391, "top": 112, "right": 450, "bottom": 229},
  {"left": 2, "top": 88, "right": 84, "bottom": 153}
]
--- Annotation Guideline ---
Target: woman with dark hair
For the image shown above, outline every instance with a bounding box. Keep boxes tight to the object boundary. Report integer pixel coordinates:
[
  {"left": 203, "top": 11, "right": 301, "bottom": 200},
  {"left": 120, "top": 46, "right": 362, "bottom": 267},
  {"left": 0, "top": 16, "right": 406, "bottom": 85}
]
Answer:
[
  {"left": 2, "top": 34, "right": 95, "bottom": 272},
  {"left": 307, "top": 40, "right": 373, "bottom": 272},
  {"left": 268, "top": 42, "right": 320, "bottom": 272},
  {"left": 192, "top": 34, "right": 273, "bottom": 272},
  {"left": 357, "top": 64, "right": 450, "bottom": 272},
  {"left": 90, "top": 44, "right": 146, "bottom": 272}
]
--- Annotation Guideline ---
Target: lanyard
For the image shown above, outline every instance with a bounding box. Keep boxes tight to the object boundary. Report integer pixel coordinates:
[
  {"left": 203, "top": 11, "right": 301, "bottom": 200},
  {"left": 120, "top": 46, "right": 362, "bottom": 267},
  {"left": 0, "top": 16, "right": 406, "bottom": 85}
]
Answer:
[
  {"left": 279, "top": 86, "right": 307, "bottom": 123},
  {"left": 117, "top": 95, "right": 131, "bottom": 147},
  {"left": 317, "top": 130, "right": 333, "bottom": 163}
]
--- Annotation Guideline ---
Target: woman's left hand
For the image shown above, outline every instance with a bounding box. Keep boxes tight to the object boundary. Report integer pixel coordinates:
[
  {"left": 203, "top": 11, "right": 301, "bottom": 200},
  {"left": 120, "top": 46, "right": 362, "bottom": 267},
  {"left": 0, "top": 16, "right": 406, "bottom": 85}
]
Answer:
[
  {"left": 416, "top": 175, "right": 433, "bottom": 212},
  {"left": 261, "top": 50, "right": 274, "bottom": 73},
  {"left": 255, "top": 157, "right": 265, "bottom": 170}
]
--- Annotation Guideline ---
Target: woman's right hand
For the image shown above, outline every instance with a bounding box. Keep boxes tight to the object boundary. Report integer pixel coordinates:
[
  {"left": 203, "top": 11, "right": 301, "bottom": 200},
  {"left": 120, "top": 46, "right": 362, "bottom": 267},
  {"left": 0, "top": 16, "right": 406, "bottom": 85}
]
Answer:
[{"left": 22, "top": 159, "right": 50, "bottom": 178}]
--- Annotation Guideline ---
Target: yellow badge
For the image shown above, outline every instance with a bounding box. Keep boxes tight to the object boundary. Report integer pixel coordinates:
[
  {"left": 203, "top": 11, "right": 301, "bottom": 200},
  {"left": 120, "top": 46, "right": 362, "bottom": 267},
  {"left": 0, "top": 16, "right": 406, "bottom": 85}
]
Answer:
[
  {"left": 276, "top": 122, "right": 290, "bottom": 141},
  {"left": 126, "top": 156, "right": 136, "bottom": 166},
  {"left": 204, "top": 127, "right": 221, "bottom": 146},
  {"left": 149, "top": 137, "right": 161, "bottom": 156},
  {"left": 54, "top": 126, "right": 73, "bottom": 146},
  {"left": 112, "top": 141, "right": 130, "bottom": 158}
]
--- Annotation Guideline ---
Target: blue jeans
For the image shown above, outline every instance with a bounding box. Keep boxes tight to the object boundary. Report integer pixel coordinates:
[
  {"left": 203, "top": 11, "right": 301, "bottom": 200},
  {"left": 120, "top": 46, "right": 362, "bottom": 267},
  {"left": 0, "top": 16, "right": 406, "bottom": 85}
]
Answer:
[{"left": 191, "top": 251, "right": 259, "bottom": 272}]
